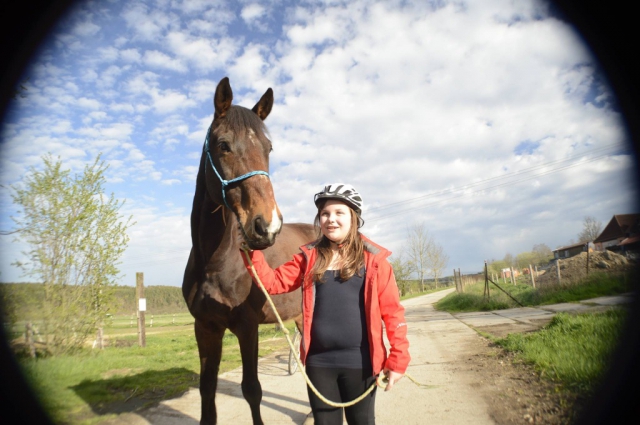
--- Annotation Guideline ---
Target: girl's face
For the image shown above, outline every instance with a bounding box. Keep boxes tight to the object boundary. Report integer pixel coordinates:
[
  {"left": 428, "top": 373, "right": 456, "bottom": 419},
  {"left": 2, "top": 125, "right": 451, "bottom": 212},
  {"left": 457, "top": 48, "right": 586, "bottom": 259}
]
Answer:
[{"left": 319, "top": 199, "right": 352, "bottom": 245}]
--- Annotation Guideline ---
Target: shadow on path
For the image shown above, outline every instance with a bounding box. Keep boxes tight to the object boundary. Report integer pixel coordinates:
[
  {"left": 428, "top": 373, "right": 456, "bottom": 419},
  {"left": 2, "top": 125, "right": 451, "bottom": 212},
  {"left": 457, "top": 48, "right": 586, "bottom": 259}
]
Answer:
[{"left": 71, "top": 367, "right": 198, "bottom": 416}]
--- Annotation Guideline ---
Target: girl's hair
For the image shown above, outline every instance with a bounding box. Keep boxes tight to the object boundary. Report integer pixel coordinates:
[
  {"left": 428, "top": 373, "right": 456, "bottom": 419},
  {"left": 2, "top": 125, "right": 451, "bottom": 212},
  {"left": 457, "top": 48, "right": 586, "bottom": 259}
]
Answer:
[{"left": 310, "top": 199, "right": 365, "bottom": 283}]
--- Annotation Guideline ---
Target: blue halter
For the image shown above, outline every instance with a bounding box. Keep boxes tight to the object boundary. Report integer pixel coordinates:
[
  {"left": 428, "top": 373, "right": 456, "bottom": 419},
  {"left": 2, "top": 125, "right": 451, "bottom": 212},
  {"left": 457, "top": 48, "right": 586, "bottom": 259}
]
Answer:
[{"left": 203, "top": 125, "right": 270, "bottom": 210}]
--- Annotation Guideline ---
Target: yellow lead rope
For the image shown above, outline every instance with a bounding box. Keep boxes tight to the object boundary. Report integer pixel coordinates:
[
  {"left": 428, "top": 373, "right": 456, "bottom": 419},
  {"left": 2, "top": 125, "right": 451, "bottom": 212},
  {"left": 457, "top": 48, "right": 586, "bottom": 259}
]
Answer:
[{"left": 242, "top": 247, "right": 383, "bottom": 407}]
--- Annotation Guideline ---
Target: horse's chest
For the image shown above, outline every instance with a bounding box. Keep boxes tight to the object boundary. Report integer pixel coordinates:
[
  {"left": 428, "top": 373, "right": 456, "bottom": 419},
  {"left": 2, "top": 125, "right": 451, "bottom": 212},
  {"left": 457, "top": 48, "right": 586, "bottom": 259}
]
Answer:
[{"left": 202, "top": 273, "right": 252, "bottom": 308}]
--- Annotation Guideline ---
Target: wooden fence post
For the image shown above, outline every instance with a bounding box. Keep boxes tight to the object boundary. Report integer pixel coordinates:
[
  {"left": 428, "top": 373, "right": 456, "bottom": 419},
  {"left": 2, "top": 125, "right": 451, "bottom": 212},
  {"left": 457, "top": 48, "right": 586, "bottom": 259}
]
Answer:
[
  {"left": 26, "top": 322, "right": 36, "bottom": 358},
  {"left": 137, "top": 272, "right": 146, "bottom": 347},
  {"left": 586, "top": 244, "right": 590, "bottom": 276},
  {"left": 453, "top": 269, "right": 457, "bottom": 293},
  {"left": 556, "top": 259, "right": 562, "bottom": 285},
  {"left": 95, "top": 327, "right": 104, "bottom": 349},
  {"left": 529, "top": 264, "right": 536, "bottom": 289},
  {"left": 509, "top": 267, "right": 515, "bottom": 285},
  {"left": 484, "top": 261, "right": 490, "bottom": 300}
]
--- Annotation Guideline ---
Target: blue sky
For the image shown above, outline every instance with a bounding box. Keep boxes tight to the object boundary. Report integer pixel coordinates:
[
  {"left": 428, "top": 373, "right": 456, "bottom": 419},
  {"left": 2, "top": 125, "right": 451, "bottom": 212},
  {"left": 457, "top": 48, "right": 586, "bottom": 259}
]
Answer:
[{"left": 0, "top": 0, "right": 636, "bottom": 286}]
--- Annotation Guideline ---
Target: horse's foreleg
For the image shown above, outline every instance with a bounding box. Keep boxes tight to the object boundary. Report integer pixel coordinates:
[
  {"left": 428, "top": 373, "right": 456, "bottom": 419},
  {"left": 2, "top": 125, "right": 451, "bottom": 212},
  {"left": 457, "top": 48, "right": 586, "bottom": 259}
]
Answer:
[
  {"left": 195, "top": 320, "right": 225, "bottom": 425},
  {"left": 232, "top": 321, "right": 264, "bottom": 425}
]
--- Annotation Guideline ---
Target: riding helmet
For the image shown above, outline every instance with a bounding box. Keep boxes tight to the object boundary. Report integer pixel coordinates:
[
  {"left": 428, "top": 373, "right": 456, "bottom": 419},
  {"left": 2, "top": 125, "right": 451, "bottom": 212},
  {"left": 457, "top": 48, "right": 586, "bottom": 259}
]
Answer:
[{"left": 314, "top": 183, "right": 363, "bottom": 216}]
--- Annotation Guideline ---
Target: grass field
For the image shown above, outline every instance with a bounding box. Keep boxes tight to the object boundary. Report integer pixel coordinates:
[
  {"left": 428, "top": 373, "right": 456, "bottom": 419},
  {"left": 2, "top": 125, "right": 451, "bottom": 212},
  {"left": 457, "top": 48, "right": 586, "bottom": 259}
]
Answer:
[
  {"left": 435, "top": 271, "right": 633, "bottom": 313},
  {"left": 437, "top": 270, "right": 633, "bottom": 399},
  {"left": 15, "top": 317, "right": 298, "bottom": 425},
  {"left": 494, "top": 308, "right": 627, "bottom": 394}
]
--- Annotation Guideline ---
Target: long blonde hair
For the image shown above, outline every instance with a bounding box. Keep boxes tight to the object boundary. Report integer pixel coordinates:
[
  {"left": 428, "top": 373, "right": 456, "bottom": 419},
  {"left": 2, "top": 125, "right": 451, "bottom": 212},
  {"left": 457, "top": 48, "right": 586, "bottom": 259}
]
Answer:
[{"left": 310, "top": 200, "right": 365, "bottom": 283}]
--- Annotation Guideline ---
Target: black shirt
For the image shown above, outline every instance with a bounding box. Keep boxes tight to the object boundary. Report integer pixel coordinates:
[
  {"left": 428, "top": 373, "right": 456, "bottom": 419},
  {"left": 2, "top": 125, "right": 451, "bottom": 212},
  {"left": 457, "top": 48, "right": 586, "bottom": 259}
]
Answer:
[{"left": 307, "top": 268, "right": 371, "bottom": 369}]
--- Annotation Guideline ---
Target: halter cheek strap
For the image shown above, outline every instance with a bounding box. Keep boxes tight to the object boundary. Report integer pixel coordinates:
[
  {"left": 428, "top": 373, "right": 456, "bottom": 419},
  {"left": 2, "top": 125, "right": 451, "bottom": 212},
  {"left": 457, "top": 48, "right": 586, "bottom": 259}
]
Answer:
[{"left": 203, "top": 124, "right": 270, "bottom": 210}]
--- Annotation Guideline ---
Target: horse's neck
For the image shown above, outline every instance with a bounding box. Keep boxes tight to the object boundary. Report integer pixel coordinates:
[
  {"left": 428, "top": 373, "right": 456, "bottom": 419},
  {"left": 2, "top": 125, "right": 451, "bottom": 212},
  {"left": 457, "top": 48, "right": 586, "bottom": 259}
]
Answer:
[{"left": 197, "top": 199, "right": 237, "bottom": 265}]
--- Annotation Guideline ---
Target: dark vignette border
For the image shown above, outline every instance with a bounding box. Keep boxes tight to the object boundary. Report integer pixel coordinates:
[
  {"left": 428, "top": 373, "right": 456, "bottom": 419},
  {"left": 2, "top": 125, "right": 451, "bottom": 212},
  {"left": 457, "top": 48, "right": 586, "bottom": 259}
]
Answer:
[{"left": 0, "top": 1, "right": 638, "bottom": 424}]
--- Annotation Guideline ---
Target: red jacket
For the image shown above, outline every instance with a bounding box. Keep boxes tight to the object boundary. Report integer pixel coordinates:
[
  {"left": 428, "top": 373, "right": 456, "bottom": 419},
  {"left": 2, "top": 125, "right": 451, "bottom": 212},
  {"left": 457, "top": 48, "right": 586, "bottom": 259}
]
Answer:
[{"left": 242, "top": 234, "right": 410, "bottom": 375}]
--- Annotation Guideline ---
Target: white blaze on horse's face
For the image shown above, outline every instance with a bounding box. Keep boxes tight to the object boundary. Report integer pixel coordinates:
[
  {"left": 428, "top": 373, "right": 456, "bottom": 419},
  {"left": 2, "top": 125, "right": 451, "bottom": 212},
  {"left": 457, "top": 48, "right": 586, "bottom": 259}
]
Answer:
[{"left": 267, "top": 206, "right": 282, "bottom": 235}]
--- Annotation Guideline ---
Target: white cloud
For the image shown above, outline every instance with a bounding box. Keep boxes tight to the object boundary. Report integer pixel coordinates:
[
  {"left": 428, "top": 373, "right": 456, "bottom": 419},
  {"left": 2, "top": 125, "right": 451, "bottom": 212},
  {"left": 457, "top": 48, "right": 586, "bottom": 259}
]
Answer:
[
  {"left": 241, "top": 3, "right": 266, "bottom": 22},
  {"left": 143, "top": 50, "right": 188, "bottom": 73},
  {"left": 161, "top": 178, "right": 182, "bottom": 185},
  {"left": 109, "top": 102, "right": 135, "bottom": 113},
  {"left": 120, "top": 48, "right": 142, "bottom": 62},
  {"left": 77, "top": 97, "right": 102, "bottom": 110},
  {"left": 165, "top": 31, "right": 240, "bottom": 72},
  {"left": 150, "top": 88, "right": 197, "bottom": 114},
  {"left": 73, "top": 20, "right": 101, "bottom": 37},
  {"left": 241, "top": 3, "right": 268, "bottom": 31},
  {"left": 122, "top": 3, "right": 178, "bottom": 41}
]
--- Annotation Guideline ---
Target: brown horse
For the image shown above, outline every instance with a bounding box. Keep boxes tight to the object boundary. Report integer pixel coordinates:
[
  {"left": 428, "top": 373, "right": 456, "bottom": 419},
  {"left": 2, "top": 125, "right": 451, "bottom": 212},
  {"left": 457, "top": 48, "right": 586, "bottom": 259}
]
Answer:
[{"left": 182, "top": 77, "right": 315, "bottom": 425}]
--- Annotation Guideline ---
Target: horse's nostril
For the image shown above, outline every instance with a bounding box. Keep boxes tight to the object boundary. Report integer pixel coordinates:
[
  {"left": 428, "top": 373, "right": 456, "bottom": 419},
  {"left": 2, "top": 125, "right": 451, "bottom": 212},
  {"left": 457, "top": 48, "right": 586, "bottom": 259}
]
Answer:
[{"left": 253, "top": 215, "right": 268, "bottom": 237}]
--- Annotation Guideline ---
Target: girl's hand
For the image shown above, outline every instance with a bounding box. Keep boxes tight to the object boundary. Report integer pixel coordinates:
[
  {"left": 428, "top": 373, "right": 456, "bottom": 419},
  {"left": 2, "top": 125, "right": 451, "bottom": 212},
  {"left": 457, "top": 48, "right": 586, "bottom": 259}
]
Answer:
[{"left": 382, "top": 369, "right": 404, "bottom": 392}]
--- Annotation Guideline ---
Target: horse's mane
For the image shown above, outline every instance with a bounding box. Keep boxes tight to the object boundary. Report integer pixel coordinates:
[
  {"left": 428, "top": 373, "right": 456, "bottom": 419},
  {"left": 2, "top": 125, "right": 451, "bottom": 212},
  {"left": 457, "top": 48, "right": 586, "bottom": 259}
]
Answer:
[{"left": 224, "top": 106, "right": 270, "bottom": 140}]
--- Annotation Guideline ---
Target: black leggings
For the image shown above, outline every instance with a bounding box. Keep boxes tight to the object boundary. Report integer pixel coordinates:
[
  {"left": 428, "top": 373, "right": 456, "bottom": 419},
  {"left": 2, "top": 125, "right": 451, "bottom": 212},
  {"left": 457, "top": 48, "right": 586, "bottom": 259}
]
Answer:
[{"left": 306, "top": 365, "right": 377, "bottom": 425}]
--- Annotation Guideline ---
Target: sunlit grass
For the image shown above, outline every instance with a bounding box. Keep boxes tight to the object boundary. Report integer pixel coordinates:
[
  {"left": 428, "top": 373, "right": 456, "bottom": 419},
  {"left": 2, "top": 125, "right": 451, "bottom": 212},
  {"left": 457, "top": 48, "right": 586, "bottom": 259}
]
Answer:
[
  {"left": 16, "top": 319, "right": 297, "bottom": 425},
  {"left": 494, "top": 309, "right": 627, "bottom": 393},
  {"left": 435, "top": 271, "right": 632, "bottom": 313}
]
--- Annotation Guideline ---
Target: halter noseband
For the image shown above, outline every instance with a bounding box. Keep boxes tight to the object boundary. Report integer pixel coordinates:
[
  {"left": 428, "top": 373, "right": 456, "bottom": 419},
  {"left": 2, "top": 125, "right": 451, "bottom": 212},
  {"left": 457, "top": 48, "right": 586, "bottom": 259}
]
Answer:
[{"left": 203, "top": 124, "right": 270, "bottom": 210}]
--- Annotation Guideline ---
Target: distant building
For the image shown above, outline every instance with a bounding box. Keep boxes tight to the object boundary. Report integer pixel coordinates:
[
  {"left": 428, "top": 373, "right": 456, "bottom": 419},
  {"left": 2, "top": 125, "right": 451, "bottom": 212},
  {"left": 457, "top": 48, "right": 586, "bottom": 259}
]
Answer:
[
  {"left": 553, "top": 242, "right": 589, "bottom": 260},
  {"left": 594, "top": 214, "right": 640, "bottom": 256},
  {"left": 500, "top": 268, "right": 519, "bottom": 278}
]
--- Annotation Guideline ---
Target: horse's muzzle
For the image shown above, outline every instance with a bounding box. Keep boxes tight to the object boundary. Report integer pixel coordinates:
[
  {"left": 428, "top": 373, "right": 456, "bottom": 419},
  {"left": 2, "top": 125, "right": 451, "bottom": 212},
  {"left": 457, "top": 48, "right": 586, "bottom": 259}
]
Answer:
[{"left": 245, "top": 214, "right": 282, "bottom": 250}]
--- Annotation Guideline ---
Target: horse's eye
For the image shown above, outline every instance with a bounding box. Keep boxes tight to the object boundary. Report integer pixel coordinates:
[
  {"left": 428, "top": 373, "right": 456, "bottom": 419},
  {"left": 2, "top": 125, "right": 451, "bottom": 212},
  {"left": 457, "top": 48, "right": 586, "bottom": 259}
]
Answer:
[{"left": 219, "top": 142, "right": 231, "bottom": 152}]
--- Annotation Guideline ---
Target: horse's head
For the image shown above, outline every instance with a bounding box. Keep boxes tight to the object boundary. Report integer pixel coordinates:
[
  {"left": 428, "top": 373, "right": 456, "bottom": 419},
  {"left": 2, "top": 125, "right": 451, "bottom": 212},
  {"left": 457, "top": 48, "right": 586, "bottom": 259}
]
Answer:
[{"left": 203, "top": 77, "right": 282, "bottom": 250}]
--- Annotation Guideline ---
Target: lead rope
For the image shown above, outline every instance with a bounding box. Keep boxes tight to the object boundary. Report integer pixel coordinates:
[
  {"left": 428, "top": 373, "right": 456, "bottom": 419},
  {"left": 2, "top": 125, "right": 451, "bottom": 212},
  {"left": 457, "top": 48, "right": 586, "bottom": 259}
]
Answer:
[{"left": 241, "top": 247, "right": 383, "bottom": 408}]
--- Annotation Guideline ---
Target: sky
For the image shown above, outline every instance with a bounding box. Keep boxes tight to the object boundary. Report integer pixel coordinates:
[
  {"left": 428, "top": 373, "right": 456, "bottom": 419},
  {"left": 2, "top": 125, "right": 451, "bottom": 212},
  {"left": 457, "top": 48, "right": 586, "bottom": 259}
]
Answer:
[{"left": 0, "top": 0, "right": 637, "bottom": 287}]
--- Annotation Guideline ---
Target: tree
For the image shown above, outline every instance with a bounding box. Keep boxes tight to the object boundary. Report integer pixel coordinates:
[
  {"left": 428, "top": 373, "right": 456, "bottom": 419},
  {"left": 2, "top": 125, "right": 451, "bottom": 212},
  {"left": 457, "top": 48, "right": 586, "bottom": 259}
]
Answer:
[
  {"left": 487, "top": 259, "right": 508, "bottom": 276},
  {"left": 427, "top": 242, "right": 449, "bottom": 288},
  {"left": 406, "top": 223, "right": 432, "bottom": 292},
  {"left": 503, "top": 253, "right": 515, "bottom": 268},
  {"left": 532, "top": 243, "right": 553, "bottom": 265},
  {"left": 9, "top": 154, "right": 134, "bottom": 354},
  {"left": 389, "top": 253, "right": 413, "bottom": 296},
  {"left": 515, "top": 251, "right": 536, "bottom": 270},
  {"left": 406, "top": 223, "right": 450, "bottom": 290},
  {"left": 577, "top": 216, "right": 603, "bottom": 243}
]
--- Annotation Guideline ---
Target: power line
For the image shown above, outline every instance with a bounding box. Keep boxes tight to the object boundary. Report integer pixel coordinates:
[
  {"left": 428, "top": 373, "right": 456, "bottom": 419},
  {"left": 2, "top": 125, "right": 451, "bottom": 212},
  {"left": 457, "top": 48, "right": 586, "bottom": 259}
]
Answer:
[
  {"left": 367, "top": 143, "right": 623, "bottom": 213},
  {"left": 367, "top": 146, "right": 625, "bottom": 222}
]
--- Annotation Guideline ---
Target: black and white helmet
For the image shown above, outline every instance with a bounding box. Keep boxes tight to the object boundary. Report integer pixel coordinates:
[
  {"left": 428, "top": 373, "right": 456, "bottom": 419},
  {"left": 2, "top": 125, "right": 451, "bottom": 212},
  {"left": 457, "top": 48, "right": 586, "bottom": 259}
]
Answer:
[{"left": 314, "top": 183, "right": 364, "bottom": 216}]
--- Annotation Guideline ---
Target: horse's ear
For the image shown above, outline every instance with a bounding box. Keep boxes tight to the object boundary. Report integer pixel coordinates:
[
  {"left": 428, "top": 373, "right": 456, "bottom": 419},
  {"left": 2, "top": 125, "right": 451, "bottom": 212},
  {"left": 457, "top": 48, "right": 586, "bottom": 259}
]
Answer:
[
  {"left": 214, "top": 77, "right": 233, "bottom": 119},
  {"left": 251, "top": 88, "right": 273, "bottom": 121}
]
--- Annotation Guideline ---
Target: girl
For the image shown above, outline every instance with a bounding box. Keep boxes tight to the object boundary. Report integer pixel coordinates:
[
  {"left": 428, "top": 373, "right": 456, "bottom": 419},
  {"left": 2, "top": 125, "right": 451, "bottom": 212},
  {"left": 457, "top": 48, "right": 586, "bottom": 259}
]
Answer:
[{"left": 241, "top": 183, "right": 410, "bottom": 425}]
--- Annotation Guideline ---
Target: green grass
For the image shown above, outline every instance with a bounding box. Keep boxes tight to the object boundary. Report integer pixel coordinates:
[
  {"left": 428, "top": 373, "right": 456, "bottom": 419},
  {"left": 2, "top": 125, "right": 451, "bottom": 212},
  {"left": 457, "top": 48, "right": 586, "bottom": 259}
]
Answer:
[
  {"left": 494, "top": 309, "right": 627, "bottom": 393},
  {"left": 436, "top": 271, "right": 634, "bottom": 401},
  {"left": 436, "top": 271, "right": 633, "bottom": 313},
  {"left": 15, "top": 318, "right": 297, "bottom": 425}
]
